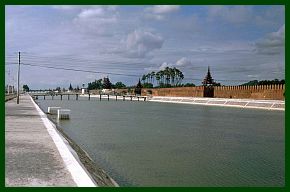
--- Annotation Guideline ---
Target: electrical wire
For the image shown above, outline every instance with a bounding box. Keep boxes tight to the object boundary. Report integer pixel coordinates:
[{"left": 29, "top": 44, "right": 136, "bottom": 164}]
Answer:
[
  {"left": 19, "top": 63, "right": 141, "bottom": 77},
  {"left": 5, "top": 54, "right": 263, "bottom": 83}
]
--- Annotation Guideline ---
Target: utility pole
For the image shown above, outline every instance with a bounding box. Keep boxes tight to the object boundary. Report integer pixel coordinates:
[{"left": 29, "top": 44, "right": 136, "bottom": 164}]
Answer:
[{"left": 17, "top": 52, "right": 20, "bottom": 104}]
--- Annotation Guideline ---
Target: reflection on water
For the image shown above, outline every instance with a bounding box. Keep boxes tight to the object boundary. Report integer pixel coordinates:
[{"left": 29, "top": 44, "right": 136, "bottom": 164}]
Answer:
[{"left": 37, "top": 96, "right": 284, "bottom": 187}]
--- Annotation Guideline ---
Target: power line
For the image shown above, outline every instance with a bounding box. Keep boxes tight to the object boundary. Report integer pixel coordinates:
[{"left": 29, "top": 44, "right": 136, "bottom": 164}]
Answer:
[
  {"left": 20, "top": 63, "right": 141, "bottom": 77},
  {"left": 6, "top": 62, "right": 252, "bottom": 82},
  {"left": 6, "top": 62, "right": 143, "bottom": 71},
  {"left": 6, "top": 57, "right": 147, "bottom": 70},
  {"left": 6, "top": 53, "right": 261, "bottom": 83},
  {"left": 20, "top": 54, "right": 144, "bottom": 66},
  {"left": 5, "top": 62, "right": 19, "bottom": 65}
]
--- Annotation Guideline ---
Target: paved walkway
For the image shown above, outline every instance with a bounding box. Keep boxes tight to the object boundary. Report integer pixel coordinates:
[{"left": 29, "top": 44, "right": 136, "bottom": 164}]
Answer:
[
  {"left": 5, "top": 95, "right": 80, "bottom": 186},
  {"left": 149, "top": 96, "right": 285, "bottom": 111}
]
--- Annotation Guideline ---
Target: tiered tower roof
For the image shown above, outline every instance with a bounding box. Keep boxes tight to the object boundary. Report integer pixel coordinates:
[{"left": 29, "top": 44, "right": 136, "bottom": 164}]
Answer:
[{"left": 202, "top": 66, "right": 215, "bottom": 86}]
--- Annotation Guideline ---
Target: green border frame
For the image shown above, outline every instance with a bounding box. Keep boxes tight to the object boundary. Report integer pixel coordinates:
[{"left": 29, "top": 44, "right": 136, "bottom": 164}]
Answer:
[{"left": 2, "top": 0, "right": 287, "bottom": 191}]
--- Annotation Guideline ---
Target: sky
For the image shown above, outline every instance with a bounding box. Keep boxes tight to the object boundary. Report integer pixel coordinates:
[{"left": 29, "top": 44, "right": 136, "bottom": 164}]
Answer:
[{"left": 5, "top": 5, "right": 285, "bottom": 89}]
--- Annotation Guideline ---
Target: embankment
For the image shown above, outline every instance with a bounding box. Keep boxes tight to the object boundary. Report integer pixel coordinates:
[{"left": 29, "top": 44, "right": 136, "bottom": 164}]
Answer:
[
  {"left": 142, "top": 84, "right": 285, "bottom": 100},
  {"left": 32, "top": 96, "right": 119, "bottom": 187},
  {"left": 148, "top": 96, "right": 284, "bottom": 111}
]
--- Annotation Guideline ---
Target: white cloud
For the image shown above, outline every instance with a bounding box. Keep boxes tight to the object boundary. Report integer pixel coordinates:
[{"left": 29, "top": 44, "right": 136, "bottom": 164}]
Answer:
[
  {"left": 148, "top": 5, "right": 180, "bottom": 14},
  {"left": 255, "top": 24, "right": 285, "bottom": 55},
  {"left": 159, "top": 62, "right": 171, "bottom": 70},
  {"left": 52, "top": 5, "right": 81, "bottom": 10},
  {"left": 78, "top": 8, "right": 105, "bottom": 19},
  {"left": 158, "top": 57, "right": 191, "bottom": 70},
  {"left": 53, "top": 5, "right": 118, "bottom": 11},
  {"left": 176, "top": 57, "right": 191, "bottom": 66},
  {"left": 144, "top": 5, "right": 180, "bottom": 21},
  {"left": 207, "top": 6, "right": 252, "bottom": 24},
  {"left": 125, "top": 30, "right": 164, "bottom": 58},
  {"left": 144, "top": 14, "right": 165, "bottom": 21},
  {"left": 73, "top": 7, "right": 119, "bottom": 36}
]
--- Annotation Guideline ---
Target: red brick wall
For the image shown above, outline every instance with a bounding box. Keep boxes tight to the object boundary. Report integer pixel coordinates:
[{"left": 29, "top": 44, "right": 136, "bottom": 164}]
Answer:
[
  {"left": 214, "top": 84, "right": 285, "bottom": 100},
  {"left": 90, "top": 84, "right": 285, "bottom": 100},
  {"left": 142, "top": 87, "right": 204, "bottom": 97},
  {"left": 142, "top": 85, "right": 285, "bottom": 100}
]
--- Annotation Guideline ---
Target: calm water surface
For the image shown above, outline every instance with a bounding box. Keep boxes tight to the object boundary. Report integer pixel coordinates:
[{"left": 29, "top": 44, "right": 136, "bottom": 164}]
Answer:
[{"left": 37, "top": 96, "right": 284, "bottom": 187}]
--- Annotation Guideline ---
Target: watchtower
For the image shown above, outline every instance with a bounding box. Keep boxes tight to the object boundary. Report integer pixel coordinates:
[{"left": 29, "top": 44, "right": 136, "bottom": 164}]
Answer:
[
  {"left": 202, "top": 67, "right": 215, "bottom": 97},
  {"left": 134, "top": 79, "right": 142, "bottom": 95}
]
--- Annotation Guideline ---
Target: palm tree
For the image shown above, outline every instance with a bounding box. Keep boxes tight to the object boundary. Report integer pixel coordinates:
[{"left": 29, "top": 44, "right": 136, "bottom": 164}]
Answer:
[
  {"left": 155, "top": 72, "right": 161, "bottom": 86},
  {"left": 160, "top": 70, "right": 165, "bottom": 85},
  {"left": 176, "top": 70, "right": 184, "bottom": 85},
  {"left": 169, "top": 67, "right": 175, "bottom": 86},
  {"left": 141, "top": 74, "right": 146, "bottom": 84},
  {"left": 146, "top": 73, "right": 150, "bottom": 83},
  {"left": 151, "top": 71, "right": 155, "bottom": 85},
  {"left": 173, "top": 68, "right": 179, "bottom": 86},
  {"left": 164, "top": 67, "right": 171, "bottom": 86}
]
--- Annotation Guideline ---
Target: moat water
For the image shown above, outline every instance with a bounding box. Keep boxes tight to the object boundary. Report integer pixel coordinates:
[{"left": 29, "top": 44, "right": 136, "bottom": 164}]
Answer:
[{"left": 36, "top": 96, "right": 284, "bottom": 187}]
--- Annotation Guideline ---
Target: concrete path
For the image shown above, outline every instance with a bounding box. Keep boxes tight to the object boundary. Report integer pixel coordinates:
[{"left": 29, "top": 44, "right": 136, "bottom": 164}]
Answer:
[
  {"left": 5, "top": 95, "right": 80, "bottom": 186},
  {"left": 149, "top": 96, "right": 285, "bottom": 111}
]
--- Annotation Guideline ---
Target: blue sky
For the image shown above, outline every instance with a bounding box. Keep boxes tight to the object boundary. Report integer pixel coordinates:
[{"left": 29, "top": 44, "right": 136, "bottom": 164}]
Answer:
[{"left": 5, "top": 5, "right": 285, "bottom": 89}]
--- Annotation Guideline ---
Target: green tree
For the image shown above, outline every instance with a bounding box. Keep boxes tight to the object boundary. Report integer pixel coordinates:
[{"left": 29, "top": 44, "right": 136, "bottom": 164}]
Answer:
[
  {"left": 241, "top": 79, "right": 285, "bottom": 86},
  {"left": 88, "top": 79, "right": 103, "bottom": 90},
  {"left": 23, "top": 84, "right": 29, "bottom": 92},
  {"left": 103, "top": 77, "right": 112, "bottom": 89},
  {"left": 183, "top": 83, "right": 196, "bottom": 87},
  {"left": 150, "top": 71, "right": 155, "bottom": 84},
  {"left": 169, "top": 67, "right": 175, "bottom": 85},
  {"left": 156, "top": 72, "right": 161, "bottom": 86},
  {"left": 141, "top": 75, "right": 146, "bottom": 84},
  {"left": 114, "top": 82, "right": 126, "bottom": 89},
  {"left": 55, "top": 87, "right": 61, "bottom": 92},
  {"left": 142, "top": 83, "right": 153, "bottom": 88}
]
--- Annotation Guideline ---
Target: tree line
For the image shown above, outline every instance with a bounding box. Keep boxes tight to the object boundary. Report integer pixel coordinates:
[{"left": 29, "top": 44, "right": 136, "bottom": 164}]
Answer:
[
  {"left": 141, "top": 67, "right": 185, "bottom": 88},
  {"left": 241, "top": 79, "right": 285, "bottom": 86},
  {"left": 87, "top": 78, "right": 126, "bottom": 90}
]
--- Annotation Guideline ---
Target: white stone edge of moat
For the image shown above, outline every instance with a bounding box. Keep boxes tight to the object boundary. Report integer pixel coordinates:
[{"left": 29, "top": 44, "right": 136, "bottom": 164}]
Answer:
[
  {"left": 148, "top": 96, "right": 285, "bottom": 111},
  {"left": 80, "top": 94, "right": 284, "bottom": 111},
  {"left": 29, "top": 95, "right": 97, "bottom": 187},
  {"left": 80, "top": 94, "right": 146, "bottom": 101}
]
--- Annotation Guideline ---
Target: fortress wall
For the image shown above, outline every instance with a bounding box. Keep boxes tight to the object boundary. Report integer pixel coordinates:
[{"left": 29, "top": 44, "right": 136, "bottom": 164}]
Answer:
[
  {"left": 142, "top": 84, "right": 285, "bottom": 100},
  {"left": 142, "top": 87, "right": 204, "bottom": 97},
  {"left": 89, "top": 84, "right": 285, "bottom": 100},
  {"left": 213, "top": 84, "right": 285, "bottom": 100}
]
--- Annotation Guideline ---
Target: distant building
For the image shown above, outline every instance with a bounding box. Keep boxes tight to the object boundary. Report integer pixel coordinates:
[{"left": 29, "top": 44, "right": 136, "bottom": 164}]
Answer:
[
  {"left": 68, "top": 83, "right": 73, "bottom": 92},
  {"left": 81, "top": 88, "right": 88, "bottom": 95},
  {"left": 202, "top": 66, "right": 220, "bottom": 97},
  {"left": 202, "top": 66, "right": 216, "bottom": 86},
  {"left": 5, "top": 85, "right": 15, "bottom": 94}
]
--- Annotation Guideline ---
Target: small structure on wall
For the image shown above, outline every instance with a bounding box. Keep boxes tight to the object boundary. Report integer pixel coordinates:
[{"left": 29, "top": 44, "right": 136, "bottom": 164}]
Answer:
[
  {"left": 202, "top": 66, "right": 216, "bottom": 86},
  {"left": 134, "top": 79, "right": 142, "bottom": 96},
  {"left": 81, "top": 88, "right": 88, "bottom": 95},
  {"left": 202, "top": 67, "right": 217, "bottom": 97}
]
